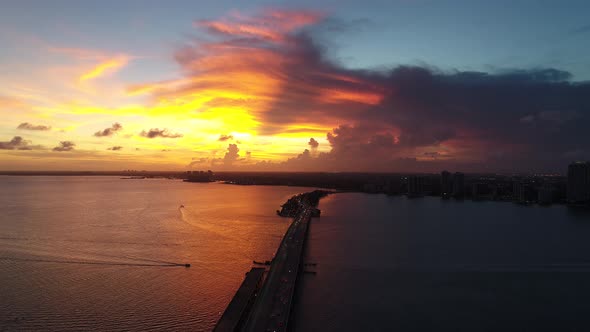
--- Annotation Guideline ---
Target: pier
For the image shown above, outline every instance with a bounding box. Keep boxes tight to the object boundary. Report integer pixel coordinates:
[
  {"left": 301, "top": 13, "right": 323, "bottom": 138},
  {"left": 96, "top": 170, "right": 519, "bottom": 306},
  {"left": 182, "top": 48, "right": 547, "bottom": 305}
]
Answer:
[{"left": 214, "top": 190, "right": 329, "bottom": 332}]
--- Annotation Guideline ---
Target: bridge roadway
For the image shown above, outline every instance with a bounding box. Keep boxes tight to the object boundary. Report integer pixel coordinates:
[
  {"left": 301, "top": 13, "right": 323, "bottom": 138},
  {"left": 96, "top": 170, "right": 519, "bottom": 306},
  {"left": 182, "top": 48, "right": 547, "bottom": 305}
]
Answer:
[
  {"left": 214, "top": 268, "right": 265, "bottom": 332},
  {"left": 243, "top": 201, "right": 313, "bottom": 332}
]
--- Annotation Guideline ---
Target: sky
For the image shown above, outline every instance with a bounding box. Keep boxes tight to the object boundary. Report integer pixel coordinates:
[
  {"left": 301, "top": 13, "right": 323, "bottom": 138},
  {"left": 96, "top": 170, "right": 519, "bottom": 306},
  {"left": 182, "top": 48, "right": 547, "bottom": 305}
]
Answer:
[{"left": 0, "top": 0, "right": 589, "bottom": 173}]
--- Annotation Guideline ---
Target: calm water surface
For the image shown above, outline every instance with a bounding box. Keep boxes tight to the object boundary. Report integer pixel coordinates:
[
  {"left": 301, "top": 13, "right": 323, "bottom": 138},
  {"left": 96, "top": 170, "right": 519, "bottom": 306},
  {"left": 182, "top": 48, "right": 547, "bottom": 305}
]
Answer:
[
  {"left": 293, "top": 193, "right": 590, "bottom": 331},
  {"left": 4, "top": 178, "right": 590, "bottom": 331},
  {"left": 0, "top": 176, "right": 312, "bottom": 331}
]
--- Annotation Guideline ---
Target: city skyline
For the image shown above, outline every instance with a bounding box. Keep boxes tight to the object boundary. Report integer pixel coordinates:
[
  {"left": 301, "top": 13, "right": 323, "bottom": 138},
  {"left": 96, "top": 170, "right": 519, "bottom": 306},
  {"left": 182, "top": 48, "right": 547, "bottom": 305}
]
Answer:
[{"left": 1, "top": 1, "right": 590, "bottom": 172}]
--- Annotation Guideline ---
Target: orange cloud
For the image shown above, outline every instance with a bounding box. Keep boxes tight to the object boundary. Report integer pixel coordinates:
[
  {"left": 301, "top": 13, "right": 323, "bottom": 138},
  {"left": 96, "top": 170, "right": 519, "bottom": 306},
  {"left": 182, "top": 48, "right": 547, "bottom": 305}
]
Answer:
[
  {"left": 196, "top": 9, "right": 324, "bottom": 42},
  {"left": 79, "top": 55, "right": 130, "bottom": 82},
  {"left": 135, "top": 8, "right": 384, "bottom": 137},
  {"left": 318, "top": 89, "right": 383, "bottom": 105}
]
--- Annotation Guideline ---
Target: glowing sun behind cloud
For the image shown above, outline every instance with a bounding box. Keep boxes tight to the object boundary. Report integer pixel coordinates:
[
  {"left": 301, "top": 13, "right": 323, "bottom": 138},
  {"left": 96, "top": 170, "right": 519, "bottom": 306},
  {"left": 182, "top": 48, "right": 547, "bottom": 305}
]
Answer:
[{"left": 1, "top": 7, "right": 589, "bottom": 173}]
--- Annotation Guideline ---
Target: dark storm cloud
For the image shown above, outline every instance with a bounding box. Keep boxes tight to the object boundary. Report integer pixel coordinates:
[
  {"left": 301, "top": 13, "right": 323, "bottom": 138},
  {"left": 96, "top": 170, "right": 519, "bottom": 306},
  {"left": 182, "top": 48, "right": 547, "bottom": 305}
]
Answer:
[
  {"left": 0, "top": 136, "right": 38, "bottom": 150},
  {"left": 276, "top": 66, "right": 590, "bottom": 172},
  {"left": 373, "top": 67, "right": 590, "bottom": 169},
  {"left": 53, "top": 141, "right": 75, "bottom": 152},
  {"left": 139, "top": 128, "right": 183, "bottom": 139},
  {"left": 94, "top": 123, "right": 123, "bottom": 137},
  {"left": 218, "top": 134, "right": 233, "bottom": 141},
  {"left": 17, "top": 122, "right": 51, "bottom": 131}
]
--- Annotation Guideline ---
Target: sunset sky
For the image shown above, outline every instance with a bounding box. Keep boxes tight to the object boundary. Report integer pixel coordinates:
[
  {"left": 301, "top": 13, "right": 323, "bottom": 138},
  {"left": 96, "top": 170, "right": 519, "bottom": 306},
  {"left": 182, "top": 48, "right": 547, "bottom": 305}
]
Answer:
[{"left": 1, "top": 0, "right": 589, "bottom": 172}]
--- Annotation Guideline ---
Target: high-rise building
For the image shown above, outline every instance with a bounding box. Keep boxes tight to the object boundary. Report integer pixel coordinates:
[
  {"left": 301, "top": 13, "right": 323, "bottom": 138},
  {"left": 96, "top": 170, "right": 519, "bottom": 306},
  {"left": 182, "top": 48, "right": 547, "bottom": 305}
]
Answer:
[
  {"left": 408, "top": 176, "right": 424, "bottom": 197},
  {"left": 513, "top": 181, "right": 521, "bottom": 201},
  {"left": 538, "top": 184, "right": 554, "bottom": 205},
  {"left": 472, "top": 183, "right": 488, "bottom": 200},
  {"left": 452, "top": 172, "right": 464, "bottom": 198},
  {"left": 513, "top": 181, "right": 533, "bottom": 203},
  {"left": 567, "top": 161, "right": 590, "bottom": 204},
  {"left": 441, "top": 171, "right": 452, "bottom": 198}
]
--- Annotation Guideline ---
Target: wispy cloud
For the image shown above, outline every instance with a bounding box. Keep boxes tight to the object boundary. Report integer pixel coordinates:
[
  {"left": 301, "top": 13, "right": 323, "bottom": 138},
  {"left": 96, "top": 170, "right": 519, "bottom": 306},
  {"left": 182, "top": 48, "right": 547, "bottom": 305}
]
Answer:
[
  {"left": 196, "top": 9, "right": 324, "bottom": 42},
  {"left": 79, "top": 55, "right": 130, "bottom": 82},
  {"left": 17, "top": 122, "right": 51, "bottom": 131}
]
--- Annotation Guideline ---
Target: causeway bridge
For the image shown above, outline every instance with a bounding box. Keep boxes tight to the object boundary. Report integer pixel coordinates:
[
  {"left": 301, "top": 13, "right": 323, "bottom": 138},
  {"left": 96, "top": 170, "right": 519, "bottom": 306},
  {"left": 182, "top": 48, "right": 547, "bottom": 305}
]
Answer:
[{"left": 214, "top": 190, "right": 328, "bottom": 332}]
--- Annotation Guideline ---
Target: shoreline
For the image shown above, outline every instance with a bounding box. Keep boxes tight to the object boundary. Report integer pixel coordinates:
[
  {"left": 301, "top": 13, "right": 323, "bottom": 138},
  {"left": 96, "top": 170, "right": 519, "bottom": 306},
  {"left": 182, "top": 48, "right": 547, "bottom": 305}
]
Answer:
[{"left": 1, "top": 173, "right": 585, "bottom": 208}]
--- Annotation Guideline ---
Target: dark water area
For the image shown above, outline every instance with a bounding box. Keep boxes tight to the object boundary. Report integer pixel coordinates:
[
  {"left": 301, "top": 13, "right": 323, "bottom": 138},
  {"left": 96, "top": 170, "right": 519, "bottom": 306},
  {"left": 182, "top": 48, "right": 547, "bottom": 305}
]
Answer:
[
  {"left": 292, "top": 193, "right": 590, "bottom": 332},
  {"left": 4, "top": 178, "right": 590, "bottom": 331},
  {"left": 0, "top": 176, "right": 313, "bottom": 331}
]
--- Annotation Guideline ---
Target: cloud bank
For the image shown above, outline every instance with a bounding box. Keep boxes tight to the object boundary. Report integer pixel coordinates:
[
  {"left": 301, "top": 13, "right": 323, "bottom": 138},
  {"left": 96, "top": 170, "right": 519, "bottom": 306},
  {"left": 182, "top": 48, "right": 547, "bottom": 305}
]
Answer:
[
  {"left": 159, "top": 9, "right": 590, "bottom": 172},
  {"left": 8, "top": 8, "right": 582, "bottom": 172}
]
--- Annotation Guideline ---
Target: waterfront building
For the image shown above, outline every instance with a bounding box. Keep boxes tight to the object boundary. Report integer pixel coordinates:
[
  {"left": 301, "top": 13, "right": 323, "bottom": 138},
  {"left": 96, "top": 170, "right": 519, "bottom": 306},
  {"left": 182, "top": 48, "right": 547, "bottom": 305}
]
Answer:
[
  {"left": 512, "top": 177, "right": 525, "bottom": 200},
  {"left": 472, "top": 183, "right": 488, "bottom": 200},
  {"left": 363, "top": 183, "right": 378, "bottom": 193},
  {"left": 452, "top": 172, "right": 464, "bottom": 198},
  {"left": 408, "top": 176, "right": 424, "bottom": 197},
  {"left": 513, "top": 182, "right": 535, "bottom": 203},
  {"left": 567, "top": 161, "right": 590, "bottom": 204},
  {"left": 441, "top": 171, "right": 452, "bottom": 198},
  {"left": 538, "top": 184, "right": 554, "bottom": 205},
  {"left": 386, "top": 178, "right": 402, "bottom": 195}
]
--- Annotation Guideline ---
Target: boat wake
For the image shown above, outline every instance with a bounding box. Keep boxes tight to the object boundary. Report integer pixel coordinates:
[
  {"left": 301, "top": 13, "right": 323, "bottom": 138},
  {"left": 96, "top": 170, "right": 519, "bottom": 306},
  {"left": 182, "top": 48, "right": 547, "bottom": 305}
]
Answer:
[
  {"left": 178, "top": 206, "right": 237, "bottom": 240},
  {"left": 0, "top": 256, "right": 188, "bottom": 267},
  {"left": 0, "top": 238, "right": 191, "bottom": 268}
]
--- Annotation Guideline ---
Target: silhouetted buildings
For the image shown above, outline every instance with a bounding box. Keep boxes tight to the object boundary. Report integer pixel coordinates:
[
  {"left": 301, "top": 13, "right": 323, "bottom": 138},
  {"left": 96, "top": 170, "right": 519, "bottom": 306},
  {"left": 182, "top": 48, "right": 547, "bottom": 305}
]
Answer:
[
  {"left": 185, "top": 170, "right": 214, "bottom": 182},
  {"left": 452, "top": 172, "right": 465, "bottom": 198},
  {"left": 438, "top": 171, "right": 468, "bottom": 199},
  {"left": 567, "top": 161, "right": 590, "bottom": 204},
  {"left": 363, "top": 178, "right": 394, "bottom": 193},
  {"left": 441, "top": 171, "right": 452, "bottom": 198},
  {"left": 431, "top": 171, "right": 566, "bottom": 205},
  {"left": 408, "top": 176, "right": 425, "bottom": 197},
  {"left": 179, "top": 163, "right": 588, "bottom": 208},
  {"left": 513, "top": 181, "right": 536, "bottom": 204},
  {"left": 538, "top": 184, "right": 554, "bottom": 205},
  {"left": 471, "top": 183, "right": 489, "bottom": 200}
]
